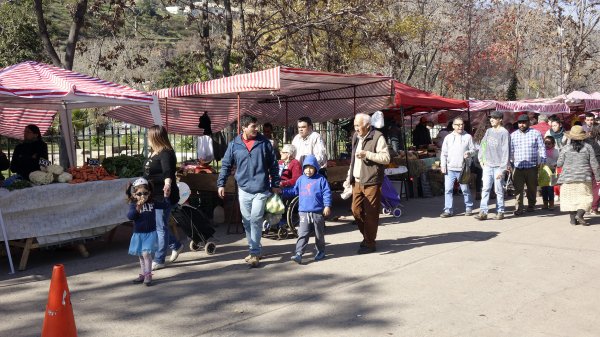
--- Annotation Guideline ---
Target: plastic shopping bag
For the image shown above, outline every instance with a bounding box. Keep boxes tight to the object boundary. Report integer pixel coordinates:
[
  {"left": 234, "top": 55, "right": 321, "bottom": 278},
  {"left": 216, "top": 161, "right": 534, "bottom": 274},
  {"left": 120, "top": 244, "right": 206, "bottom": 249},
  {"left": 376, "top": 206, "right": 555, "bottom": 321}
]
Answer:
[
  {"left": 265, "top": 193, "right": 286, "bottom": 214},
  {"left": 197, "top": 135, "right": 214, "bottom": 162},
  {"left": 371, "top": 110, "right": 385, "bottom": 129},
  {"left": 537, "top": 164, "right": 554, "bottom": 187}
]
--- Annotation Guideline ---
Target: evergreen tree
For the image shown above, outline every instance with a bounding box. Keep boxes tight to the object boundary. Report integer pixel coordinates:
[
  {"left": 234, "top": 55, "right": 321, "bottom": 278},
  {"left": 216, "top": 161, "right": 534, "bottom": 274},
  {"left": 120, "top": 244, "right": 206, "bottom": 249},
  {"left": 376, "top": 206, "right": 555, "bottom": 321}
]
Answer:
[{"left": 506, "top": 73, "right": 518, "bottom": 100}]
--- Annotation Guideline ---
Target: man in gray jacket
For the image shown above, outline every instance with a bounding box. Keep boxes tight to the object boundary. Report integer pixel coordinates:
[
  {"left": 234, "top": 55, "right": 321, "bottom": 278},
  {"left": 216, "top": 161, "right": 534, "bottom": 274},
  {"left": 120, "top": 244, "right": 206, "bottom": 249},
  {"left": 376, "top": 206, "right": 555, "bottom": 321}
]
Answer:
[
  {"left": 440, "top": 117, "right": 476, "bottom": 217},
  {"left": 474, "top": 111, "right": 510, "bottom": 220}
]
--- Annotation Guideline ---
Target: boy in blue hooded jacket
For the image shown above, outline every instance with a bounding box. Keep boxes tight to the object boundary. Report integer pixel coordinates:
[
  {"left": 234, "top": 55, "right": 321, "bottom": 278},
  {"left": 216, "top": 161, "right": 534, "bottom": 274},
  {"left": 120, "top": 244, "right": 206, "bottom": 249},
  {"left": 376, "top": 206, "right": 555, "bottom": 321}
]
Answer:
[{"left": 283, "top": 154, "right": 332, "bottom": 263}]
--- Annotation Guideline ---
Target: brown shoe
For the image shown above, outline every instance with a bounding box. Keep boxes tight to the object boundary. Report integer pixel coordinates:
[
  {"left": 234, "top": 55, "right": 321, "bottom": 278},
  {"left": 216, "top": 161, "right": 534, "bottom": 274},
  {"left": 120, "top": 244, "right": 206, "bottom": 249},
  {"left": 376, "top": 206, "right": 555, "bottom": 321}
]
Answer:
[
  {"left": 248, "top": 254, "right": 260, "bottom": 267},
  {"left": 495, "top": 213, "right": 504, "bottom": 220},
  {"left": 548, "top": 201, "right": 555, "bottom": 211},
  {"left": 245, "top": 254, "right": 263, "bottom": 262}
]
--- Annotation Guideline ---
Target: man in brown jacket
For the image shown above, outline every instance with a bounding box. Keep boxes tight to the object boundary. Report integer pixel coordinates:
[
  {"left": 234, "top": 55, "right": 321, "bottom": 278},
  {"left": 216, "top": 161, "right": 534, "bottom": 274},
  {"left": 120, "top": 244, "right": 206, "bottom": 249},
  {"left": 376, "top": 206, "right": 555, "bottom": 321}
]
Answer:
[{"left": 345, "top": 113, "right": 390, "bottom": 254}]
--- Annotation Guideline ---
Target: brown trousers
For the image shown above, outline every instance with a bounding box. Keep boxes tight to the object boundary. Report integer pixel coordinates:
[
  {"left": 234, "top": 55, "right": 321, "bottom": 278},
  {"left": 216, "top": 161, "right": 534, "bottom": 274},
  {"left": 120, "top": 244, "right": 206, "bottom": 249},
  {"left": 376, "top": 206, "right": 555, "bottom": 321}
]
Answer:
[
  {"left": 351, "top": 182, "right": 381, "bottom": 248},
  {"left": 513, "top": 167, "right": 538, "bottom": 210}
]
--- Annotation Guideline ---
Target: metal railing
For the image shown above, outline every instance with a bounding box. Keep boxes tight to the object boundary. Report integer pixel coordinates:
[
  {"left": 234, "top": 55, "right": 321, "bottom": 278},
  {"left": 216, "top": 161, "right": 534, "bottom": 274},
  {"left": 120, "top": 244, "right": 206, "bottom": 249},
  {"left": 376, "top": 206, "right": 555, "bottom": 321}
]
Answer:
[{"left": 0, "top": 119, "right": 352, "bottom": 177}]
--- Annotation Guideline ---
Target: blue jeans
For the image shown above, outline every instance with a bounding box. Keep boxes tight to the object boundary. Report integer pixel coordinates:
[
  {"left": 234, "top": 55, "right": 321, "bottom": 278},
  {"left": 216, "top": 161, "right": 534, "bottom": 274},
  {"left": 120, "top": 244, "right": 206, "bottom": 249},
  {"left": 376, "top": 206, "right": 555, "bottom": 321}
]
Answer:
[
  {"left": 479, "top": 166, "right": 506, "bottom": 214},
  {"left": 238, "top": 188, "right": 270, "bottom": 255},
  {"left": 541, "top": 186, "right": 554, "bottom": 202},
  {"left": 444, "top": 170, "right": 473, "bottom": 214},
  {"left": 154, "top": 202, "right": 181, "bottom": 264}
]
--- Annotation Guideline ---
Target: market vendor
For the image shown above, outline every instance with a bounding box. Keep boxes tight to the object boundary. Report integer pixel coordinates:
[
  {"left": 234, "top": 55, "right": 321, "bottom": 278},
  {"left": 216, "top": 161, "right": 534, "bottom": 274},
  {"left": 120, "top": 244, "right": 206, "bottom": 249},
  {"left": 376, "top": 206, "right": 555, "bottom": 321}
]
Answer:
[
  {"left": 0, "top": 149, "right": 9, "bottom": 181},
  {"left": 9, "top": 124, "right": 48, "bottom": 180},
  {"left": 412, "top": 116, "right": 432, "bottom": 148}
]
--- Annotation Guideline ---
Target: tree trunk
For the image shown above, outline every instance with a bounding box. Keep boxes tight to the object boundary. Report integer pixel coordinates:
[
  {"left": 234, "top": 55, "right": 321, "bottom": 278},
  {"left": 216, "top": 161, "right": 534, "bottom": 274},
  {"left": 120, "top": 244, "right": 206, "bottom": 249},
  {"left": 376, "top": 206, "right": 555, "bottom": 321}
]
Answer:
[
  {"left": 222, "top": 0, "right": 233, "bottom": 77},
  {"left": 64, "top": 0, "right": 88, "bottom": 70},
  {"left": 201, "top": 0, "right": 215, "bottom": 79},
  {"left": 33, "top": 0, "right": 62, "bottom": 67}
]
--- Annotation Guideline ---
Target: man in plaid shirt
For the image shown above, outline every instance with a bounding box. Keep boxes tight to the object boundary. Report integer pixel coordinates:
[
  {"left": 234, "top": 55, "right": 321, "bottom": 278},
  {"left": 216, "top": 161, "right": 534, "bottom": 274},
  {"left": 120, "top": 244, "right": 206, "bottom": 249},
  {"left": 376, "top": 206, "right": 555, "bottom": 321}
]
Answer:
[{"left": 510, "top": 114, "right": 546, "bottom": 215}]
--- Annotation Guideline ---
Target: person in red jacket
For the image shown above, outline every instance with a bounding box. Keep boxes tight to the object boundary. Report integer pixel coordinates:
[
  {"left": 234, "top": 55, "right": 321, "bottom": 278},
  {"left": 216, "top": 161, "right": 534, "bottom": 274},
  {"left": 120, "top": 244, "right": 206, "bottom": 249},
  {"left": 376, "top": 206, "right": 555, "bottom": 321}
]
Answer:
[
  {"left": 279, "top": 144, "right": 302, "bottom": 188},
  {"left": 531, "top": 114, "right": 551, "bottom": 137}
]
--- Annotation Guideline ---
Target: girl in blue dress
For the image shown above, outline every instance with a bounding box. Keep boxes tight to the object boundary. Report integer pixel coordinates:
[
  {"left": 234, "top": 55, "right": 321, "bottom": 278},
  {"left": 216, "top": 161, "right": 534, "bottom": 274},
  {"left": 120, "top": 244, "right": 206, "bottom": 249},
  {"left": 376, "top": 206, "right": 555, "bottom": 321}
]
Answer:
[{"left": 126, "top": 178, "right": 168, "bottom": 286}]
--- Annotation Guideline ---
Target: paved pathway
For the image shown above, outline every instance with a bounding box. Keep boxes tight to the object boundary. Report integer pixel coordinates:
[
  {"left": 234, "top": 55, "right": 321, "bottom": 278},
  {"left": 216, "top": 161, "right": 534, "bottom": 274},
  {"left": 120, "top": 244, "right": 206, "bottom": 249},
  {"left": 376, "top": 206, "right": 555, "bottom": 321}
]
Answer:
[{"left": 1, "top": 195, "right": 600, "bottom": 337}]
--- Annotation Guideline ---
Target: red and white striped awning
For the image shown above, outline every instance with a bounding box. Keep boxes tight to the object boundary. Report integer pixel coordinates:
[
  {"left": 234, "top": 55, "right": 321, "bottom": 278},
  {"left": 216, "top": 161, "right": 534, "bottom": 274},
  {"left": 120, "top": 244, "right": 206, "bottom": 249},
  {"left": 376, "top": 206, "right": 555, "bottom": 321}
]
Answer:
[
  {"left": 0, "top": 61, "right": 157, "bottom": 140},
  {"left": 0, "top": 61, "right": 162, "bottom": 166},
  {"left": 108, "top": 67, "right": 393, "bottom": 135},
  {"left": 496, "top": 101, "right": 571, "bottom": 115}
]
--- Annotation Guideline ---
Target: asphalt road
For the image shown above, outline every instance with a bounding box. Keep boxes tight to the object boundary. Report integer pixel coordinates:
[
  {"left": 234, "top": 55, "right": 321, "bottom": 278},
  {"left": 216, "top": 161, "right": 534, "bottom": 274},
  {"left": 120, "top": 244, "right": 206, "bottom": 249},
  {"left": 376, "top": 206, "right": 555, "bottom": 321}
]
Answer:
[{"left": 2, "top": 194, "right": 600, "bottom": 337}]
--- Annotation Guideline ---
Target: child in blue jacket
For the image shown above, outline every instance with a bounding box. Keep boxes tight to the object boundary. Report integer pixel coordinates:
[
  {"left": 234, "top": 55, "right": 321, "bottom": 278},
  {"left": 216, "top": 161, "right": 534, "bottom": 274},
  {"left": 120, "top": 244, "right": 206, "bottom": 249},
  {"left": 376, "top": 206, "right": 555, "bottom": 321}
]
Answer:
[{"left": 283, "top": 154, "right": 332, "bottom": 264}]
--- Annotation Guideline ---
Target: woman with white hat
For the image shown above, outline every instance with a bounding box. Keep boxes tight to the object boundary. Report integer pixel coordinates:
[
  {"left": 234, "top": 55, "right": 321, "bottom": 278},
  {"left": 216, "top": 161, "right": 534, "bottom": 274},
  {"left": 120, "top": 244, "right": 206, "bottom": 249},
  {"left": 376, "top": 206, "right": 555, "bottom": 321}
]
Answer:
[{"left": 557, "top": 125, "right": 600, "bottom": 225}]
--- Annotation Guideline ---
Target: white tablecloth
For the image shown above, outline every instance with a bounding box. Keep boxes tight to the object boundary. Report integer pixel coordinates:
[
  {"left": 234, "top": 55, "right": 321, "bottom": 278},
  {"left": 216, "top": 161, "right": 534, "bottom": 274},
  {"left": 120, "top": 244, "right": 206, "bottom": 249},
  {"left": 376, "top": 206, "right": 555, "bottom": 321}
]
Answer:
[{"left": 0, "top": 179, "right": 131, "bottom": 245}]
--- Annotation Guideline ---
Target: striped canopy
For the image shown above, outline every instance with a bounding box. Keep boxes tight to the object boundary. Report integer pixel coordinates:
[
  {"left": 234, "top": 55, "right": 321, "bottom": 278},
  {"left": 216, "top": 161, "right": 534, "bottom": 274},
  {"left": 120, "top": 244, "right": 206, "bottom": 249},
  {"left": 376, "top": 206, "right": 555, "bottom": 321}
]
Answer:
[
  {"left": 108, "top": 67, "right": 394, "bottom": 135},
  {"left": 0, "top": 61, "right": 161, "bottom": 165}
]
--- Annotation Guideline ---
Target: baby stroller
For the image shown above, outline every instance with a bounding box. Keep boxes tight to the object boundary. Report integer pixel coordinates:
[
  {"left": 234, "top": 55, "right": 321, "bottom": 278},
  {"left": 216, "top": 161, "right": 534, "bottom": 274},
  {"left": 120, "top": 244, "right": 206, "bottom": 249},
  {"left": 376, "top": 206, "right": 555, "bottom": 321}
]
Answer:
[
  {"left": 171, "top": 182, "right": 217, "bottom": 255},
  {"left": 381, "top": 176, "right": 403, "bottom": 217}
]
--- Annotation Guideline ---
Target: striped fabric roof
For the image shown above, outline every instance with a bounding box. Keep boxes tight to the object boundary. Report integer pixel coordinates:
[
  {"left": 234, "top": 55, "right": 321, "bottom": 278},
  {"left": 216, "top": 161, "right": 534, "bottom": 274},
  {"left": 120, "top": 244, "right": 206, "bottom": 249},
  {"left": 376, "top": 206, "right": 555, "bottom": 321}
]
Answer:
[
  {"left": 0, "top": 61, "right": 154, "bottom": 139},
  {"left": 496, "top": 101, "right": 570, "bottom": 115},
  {"left": 107, "top": 67, "right": 394, "bottom": 135}
]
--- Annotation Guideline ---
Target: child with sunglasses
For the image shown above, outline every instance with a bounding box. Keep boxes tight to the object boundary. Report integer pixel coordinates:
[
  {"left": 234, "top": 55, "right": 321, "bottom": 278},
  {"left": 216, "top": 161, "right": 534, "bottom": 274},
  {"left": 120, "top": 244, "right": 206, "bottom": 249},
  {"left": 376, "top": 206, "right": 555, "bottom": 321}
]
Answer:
[{"left": 126, "top": 178, "right": 169, "bottom": 286}]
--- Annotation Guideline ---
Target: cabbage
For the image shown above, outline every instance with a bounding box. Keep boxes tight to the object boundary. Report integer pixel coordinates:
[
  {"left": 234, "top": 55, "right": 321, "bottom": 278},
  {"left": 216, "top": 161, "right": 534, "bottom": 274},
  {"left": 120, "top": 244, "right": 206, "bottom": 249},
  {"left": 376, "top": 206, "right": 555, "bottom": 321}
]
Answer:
[
  {"left": 46, "top": 164, "right": 64, "bottom": 175},
  {"left": 29, "top": 171, "right": 54, "bottom": 185},
  {"left": 57, "top": 172, "right": 73, "bottom": 183}
]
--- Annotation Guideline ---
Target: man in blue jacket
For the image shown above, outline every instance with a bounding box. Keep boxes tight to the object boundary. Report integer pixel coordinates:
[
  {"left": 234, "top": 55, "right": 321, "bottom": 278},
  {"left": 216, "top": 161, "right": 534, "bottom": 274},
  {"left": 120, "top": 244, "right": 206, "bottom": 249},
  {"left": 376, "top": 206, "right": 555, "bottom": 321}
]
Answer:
[{"left": 218, "top": 115, "right": 281, "bottom": 267}]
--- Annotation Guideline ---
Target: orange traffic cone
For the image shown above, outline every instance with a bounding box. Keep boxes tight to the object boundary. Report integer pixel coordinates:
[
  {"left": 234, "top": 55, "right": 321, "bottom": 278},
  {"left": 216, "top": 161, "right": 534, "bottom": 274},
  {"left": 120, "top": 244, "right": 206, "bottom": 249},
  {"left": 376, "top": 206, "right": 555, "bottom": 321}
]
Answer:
[{"left": 41, "top": 264, "right": 77, "bottom": 337}]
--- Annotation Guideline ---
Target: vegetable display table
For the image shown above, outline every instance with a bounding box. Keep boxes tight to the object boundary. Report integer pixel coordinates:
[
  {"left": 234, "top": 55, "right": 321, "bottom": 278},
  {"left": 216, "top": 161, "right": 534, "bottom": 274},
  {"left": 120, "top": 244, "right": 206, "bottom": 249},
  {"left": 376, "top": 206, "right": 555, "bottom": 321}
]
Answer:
[{"left": 0, "top": 178, "right": 131, "bottom": 270}]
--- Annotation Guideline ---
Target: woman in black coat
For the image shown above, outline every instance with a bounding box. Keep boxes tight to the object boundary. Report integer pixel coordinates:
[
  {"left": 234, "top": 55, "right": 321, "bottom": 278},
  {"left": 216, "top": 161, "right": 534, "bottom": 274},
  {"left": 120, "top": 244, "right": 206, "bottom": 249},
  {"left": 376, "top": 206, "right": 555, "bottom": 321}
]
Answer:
[
  {"left": 144, "top": 125, "right": 182, "bottom": 270},
  {"left": 10, "top": 124, "right": 48, "bottom": 180}
]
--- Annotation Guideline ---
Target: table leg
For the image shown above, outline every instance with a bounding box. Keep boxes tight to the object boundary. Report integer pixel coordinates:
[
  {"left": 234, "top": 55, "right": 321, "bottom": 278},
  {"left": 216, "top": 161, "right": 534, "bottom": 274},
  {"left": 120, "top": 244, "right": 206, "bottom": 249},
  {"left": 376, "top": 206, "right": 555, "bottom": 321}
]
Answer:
[
  {"left": 76, "top": 243, "right": 90, "bottom": 258},
  {"left": 18, "top": 238, "right": 33, "bottom": 271}
]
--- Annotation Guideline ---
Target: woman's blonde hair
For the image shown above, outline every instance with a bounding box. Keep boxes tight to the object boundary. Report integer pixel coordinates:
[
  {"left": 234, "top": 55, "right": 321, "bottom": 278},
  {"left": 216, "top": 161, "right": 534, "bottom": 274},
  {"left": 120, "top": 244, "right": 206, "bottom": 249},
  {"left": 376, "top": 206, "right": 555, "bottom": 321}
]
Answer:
[{"left": 148, "top": 125, "right": 173, "bottom": 153}]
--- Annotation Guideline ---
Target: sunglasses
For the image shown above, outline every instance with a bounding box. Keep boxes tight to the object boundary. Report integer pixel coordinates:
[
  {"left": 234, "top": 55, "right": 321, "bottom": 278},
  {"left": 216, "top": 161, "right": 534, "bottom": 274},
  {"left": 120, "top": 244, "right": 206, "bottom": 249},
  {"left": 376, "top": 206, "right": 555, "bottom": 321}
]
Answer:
[{"left": 135, "top": 192, "right": 149, "bottom": 196}]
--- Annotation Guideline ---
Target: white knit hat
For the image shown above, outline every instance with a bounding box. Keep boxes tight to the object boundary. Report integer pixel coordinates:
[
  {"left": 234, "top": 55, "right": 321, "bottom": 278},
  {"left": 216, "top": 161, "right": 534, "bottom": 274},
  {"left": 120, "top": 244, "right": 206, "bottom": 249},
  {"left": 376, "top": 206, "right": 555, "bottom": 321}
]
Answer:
[{"left": 132, "top": 178, "right": 149, "bottom": 187}]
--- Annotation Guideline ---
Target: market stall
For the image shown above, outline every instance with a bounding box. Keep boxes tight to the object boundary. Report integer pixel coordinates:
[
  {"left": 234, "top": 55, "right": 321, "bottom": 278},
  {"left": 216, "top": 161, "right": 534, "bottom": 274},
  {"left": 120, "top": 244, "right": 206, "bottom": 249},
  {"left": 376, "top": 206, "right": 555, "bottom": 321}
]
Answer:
[
  {"left": 107, "top": 66, "right": 395, "bottom": 136},
  {"left": 0, "top": 61, "right": 162, "bottom": 272},
  {"left": 0, "top": 61, "right": 162, "bottom": 166},
  {"left": 0, "top": 178, "right": 130, "bottom": 270}
]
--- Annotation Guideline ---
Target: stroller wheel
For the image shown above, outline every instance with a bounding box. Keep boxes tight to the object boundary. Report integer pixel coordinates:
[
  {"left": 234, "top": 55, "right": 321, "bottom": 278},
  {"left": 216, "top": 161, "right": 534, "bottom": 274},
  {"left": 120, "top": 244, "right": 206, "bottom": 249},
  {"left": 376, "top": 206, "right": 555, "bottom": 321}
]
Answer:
[
  {"left": 277, "top": 227, "right": 289, "bottom": 240},
  {"left": 205, "top": 242, "right": 217, "bottom": 255},
  {"left": 393, "top": 207, "right": 402, "bottom": 217},
  {"left": 189, "top": 241, "right": 201, "bottom": 252},
  {"left": 382, "top": 207, "right": 391, "bottom": 215}
]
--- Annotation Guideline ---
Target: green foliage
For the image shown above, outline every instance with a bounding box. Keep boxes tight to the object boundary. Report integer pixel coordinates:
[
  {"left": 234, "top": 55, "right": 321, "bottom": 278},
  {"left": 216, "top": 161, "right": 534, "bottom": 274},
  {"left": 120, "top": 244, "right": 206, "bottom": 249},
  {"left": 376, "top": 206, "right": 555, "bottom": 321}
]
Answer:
[
  {"left": 121, "top": 134, "right": 138, "bottom": 147},
  {"left": 177, "top": 136, "right": 195, "bottom": 151},
  {"left": 0, "top": 0, "right": 47, "bottom": 67},
  {"left": 506, "top": 73, "right": 519, "bottom": 101},
  {"left": 101, "top": 154, "right": 145, "bottom": 178},
  {"left": 71, "top": 109, "right": 90, "bottom": 132},
  {"left": 154, "top": 51, "right": 222, "bottom": 89},
  {"left": 91, "top": 135, "right": 105, "bottom": 147}
]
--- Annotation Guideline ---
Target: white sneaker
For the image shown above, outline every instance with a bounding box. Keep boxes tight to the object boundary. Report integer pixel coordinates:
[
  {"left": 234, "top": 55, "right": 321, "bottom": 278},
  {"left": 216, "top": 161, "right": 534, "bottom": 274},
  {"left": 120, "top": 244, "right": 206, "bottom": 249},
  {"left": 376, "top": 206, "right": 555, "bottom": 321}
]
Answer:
[
  {"left": 151, "top": 262, "right": 165, "bottom": 271},
  {"left": 169, "top": 245, "right": 184, "bottom": 263}
]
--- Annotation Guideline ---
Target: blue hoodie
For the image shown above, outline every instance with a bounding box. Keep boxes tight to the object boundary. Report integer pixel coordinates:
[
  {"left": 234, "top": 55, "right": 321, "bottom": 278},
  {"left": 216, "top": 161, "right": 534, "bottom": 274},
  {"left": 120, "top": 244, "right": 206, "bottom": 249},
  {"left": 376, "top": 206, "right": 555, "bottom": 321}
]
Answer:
[
  {"left": 217, "top": 133, "right": 280, "bottom": 194},
  {"left": 283, "top": 154, "right": 332, "bottom": 212}
]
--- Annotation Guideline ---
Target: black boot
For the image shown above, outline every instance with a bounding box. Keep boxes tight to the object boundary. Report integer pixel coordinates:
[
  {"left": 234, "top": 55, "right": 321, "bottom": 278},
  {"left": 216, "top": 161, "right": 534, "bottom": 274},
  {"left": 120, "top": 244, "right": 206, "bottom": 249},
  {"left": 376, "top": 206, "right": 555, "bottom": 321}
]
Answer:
[
  {"left": 570, "top": 212, "right": 577, "bottom": 226},
  {"left": 576, "top": 209, "right": 589, "bottom": 226}
]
